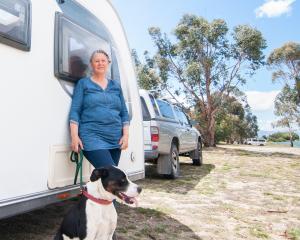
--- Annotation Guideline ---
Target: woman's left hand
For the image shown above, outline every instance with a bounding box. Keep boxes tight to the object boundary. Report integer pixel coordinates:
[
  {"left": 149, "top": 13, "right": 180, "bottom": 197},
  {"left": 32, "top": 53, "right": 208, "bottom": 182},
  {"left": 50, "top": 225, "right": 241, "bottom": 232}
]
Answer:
[{"left": 119, "top": 135, "right": 129, "bottom": 150}]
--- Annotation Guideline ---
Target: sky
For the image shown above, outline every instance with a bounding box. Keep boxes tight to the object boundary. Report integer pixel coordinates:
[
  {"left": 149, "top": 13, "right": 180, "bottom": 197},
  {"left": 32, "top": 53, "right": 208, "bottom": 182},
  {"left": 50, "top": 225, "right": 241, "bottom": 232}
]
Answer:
[{"left": 111, "top": 0, "right": 300, "bottom": 133}]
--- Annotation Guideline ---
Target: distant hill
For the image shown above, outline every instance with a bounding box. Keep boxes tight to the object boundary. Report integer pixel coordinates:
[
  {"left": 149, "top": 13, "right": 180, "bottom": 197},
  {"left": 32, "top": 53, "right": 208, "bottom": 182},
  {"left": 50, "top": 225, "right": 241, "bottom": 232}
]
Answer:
[
  {"left": 258, "top": 130, "right": 300, "bottom": 138},
  {"left": 258, "top": 130, "right": 276, "bottom": 138}
]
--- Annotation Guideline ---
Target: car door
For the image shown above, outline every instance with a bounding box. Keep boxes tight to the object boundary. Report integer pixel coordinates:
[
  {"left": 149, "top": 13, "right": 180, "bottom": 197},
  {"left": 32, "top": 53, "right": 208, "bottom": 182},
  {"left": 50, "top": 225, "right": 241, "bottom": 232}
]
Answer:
[
  {"left": 173, "top": 106, "right": 188, "bottom": 151},
  {"left": 155, "top": 99, "right": 179, "bottom": 153},
  {"left": 180, "top": 111, "right": 198, "bottom": 151}
]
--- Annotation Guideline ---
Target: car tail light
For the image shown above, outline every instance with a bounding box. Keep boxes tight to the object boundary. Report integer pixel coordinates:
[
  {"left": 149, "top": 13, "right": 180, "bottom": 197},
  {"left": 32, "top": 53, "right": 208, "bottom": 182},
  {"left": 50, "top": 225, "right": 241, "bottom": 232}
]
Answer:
[{"left": 151, "top": 126, "right": 159, "bottom": 142}]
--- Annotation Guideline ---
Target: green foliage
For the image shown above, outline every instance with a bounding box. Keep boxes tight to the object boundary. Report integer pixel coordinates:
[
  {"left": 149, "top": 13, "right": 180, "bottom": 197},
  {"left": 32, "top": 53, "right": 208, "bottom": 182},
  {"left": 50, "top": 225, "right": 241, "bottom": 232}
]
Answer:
[
  {"left": 215, "top": 95, "right": 258, "bottom": 143},
  {"left": 147, "top": 14, "right": 266, "bottom": 146},
  {"left": 267, "top": 42, "right": 300, "bottom": 100},
  {"left": 268, "top": 132, "right": 299, "bottom": 142},
  {"left": 271, "top": 83, "right": 300, "bottom": 147},
  {"left": 272, "top": 85, "right": 300, "bottom": 131},
  {"left": 132, "top": 49, "right": 161, "bottom": 91},
  {"left": 233, "top": 25, "right": 266, "bottom": 68}
]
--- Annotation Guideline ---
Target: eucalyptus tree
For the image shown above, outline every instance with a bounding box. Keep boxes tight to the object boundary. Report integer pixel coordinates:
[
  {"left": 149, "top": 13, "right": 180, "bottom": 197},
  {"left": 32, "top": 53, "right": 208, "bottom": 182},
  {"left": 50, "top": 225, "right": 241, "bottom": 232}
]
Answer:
[
  {"left": 272, "top": 85, "right": 300, "bottom": 147},
  {"left": 148, "top": 14, "right": 266, "bottom": 146},
  {"left": 268, "top": 42, "right": 300, "bottom": 101},
  {"left": 132, "top": 49, "right": 160, "bottom": 91},
  {"left": 215, "top": 95, "right": 258, "bottom": 144}
]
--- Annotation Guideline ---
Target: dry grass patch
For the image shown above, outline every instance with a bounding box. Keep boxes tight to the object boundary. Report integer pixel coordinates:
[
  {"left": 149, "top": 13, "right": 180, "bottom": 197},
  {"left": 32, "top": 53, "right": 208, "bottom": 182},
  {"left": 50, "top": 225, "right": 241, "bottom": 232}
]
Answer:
[
  {"left": 0, "top": 145, "right": 299, "bottom": 240},
  {"left": 116, "top": 146, "right": 300, "bottom": 239}
]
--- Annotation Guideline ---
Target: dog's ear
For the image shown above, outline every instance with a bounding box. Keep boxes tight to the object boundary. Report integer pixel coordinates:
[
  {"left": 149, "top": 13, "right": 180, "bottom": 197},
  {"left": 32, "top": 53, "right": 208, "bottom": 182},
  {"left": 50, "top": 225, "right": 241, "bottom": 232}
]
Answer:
[{"left": 90, "top": 168, "right": 109, "bottom": 182}]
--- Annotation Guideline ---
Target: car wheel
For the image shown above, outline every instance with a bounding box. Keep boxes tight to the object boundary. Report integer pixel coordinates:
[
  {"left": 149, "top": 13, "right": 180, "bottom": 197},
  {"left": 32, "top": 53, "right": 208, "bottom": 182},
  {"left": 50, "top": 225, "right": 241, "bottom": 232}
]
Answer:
[
  {"left": 166, "top": 144, "right": 180, "bottom": 179},
  {"left": 192, "top": 140, "right": 203, "bottom": 166}
]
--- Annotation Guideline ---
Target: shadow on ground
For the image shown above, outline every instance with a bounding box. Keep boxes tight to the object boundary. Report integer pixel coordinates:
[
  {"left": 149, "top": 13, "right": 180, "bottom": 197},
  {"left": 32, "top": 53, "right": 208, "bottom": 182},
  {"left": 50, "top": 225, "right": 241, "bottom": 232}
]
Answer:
[
  {"left": 0, "top": 200, "right": 76, "bottom": 240},
  {"left": 140, "top": 162, "right": 215, "bottom": 195},
  {"left": 0, "top": 199, "right": 202, "bottom": 240},
  {"left": 117, "top": 204, "right": 202, "bottom": 240}
]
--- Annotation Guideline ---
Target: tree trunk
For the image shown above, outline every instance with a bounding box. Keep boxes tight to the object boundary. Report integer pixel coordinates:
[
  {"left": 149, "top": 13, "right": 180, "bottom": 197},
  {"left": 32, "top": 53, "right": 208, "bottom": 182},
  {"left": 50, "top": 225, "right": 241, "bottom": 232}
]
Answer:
[
  {"left": 203, "top": 74, "right": 217, "bottom": 147},
  {"left": 296, "top": 76, "right": 300, "bottom": 103},
  {"left": 289, "top": 131, "right": 294, "bottom": 147},
  {"left": 202, "top": 112, "right": 216, "bottom": 147},
  {"left": 207, "top": 110, "right": 216, "bottom": 147},
  {"left": 290, "top": 140, "right": 294, "bottom": 147}
]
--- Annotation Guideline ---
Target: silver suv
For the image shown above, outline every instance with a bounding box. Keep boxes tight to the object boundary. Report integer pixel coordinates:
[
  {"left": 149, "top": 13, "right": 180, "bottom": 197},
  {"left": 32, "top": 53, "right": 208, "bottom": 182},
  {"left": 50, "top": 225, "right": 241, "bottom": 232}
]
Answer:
[{"left": 139, "top": 89, "right": 203, "bottom": 179}]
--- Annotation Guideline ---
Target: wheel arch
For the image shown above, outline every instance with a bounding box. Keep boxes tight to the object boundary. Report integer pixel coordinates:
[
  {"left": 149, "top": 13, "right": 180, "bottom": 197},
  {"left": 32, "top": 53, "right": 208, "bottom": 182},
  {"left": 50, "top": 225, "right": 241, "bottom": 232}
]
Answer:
[{"left": 172, "top": 137, "right": 180, "bottom": 152}]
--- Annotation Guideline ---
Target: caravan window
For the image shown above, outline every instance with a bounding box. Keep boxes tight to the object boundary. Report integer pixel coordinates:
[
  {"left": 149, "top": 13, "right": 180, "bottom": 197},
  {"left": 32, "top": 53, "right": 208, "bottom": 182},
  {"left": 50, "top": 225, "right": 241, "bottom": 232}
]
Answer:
[
  {"left": 55, "top": 13, "right": 112, "bottom": 82},
  {"left": 0, "top": 0, "right": 31, "bottom": 51}
]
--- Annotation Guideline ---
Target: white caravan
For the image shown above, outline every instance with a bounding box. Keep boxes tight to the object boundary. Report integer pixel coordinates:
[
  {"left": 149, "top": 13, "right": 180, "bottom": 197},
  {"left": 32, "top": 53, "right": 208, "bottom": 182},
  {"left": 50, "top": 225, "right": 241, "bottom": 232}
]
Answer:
[{"left": 0, "top": 0, "right": 144, "bottom": 219}]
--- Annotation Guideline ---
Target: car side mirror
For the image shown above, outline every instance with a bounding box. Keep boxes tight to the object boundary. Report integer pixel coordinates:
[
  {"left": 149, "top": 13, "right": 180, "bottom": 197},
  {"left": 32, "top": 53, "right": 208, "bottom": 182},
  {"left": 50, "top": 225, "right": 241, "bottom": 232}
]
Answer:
[{"left": 189, "top": 120, "right": 198, "bottom": 126}]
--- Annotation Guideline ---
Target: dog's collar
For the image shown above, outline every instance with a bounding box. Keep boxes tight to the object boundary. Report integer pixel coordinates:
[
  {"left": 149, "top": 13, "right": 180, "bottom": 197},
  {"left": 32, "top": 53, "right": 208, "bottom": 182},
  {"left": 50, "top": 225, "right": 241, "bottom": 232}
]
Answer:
[{"left": 82, "top": 190, "right": 113, "bottom": 205}]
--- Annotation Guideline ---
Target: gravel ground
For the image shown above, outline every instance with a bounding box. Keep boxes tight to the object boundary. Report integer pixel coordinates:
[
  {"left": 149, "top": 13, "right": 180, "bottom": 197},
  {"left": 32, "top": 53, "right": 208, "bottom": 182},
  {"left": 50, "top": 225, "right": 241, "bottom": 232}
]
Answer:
[
  {"left": 0, "top": 145, "right": 299, "bottom": 240},
  {"left": 220, "top": 144, "right": 300, "bottom": 156}
]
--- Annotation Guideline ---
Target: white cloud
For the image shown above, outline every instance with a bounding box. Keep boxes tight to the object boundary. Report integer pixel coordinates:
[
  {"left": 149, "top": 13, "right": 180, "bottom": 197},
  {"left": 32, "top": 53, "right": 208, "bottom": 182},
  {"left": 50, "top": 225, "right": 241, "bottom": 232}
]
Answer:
[
  {"left": 245, "top": 90, "right": 280, "bottom": 111},
  {"left": 255, "top": 0, "right": 296, "bottom": 18}
]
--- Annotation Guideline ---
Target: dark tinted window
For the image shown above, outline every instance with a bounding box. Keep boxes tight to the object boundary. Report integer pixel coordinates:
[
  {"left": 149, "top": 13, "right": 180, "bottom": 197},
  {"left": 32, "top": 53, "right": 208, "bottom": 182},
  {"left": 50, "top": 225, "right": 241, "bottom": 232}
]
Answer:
[
  {"left": 0, "top": 0, "right": 31, "bottom": 51},
  {"left": 140, "top": 97, "right": 151, "bottom": 121},
  {"left": 55, "top": 13, "right": 112, "bottom": 82},
  {"left": 149, "top": 94, "right": 160, "bottom": 117},
  {"left": 156, "top": 99, "right": 175, "bottom": 119}
]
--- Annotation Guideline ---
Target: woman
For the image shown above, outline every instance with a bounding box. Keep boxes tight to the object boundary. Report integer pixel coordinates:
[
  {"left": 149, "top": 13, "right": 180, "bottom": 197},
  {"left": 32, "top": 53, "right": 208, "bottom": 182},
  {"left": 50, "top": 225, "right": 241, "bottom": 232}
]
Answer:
[{"left": 69, "top": 49, "right": 129, "bottom": 168}]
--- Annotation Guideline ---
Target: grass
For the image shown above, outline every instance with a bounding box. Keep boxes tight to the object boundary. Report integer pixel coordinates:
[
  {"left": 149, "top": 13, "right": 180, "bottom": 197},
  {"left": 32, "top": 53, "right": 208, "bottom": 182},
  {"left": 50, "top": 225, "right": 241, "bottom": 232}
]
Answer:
[
  {"left": 0, "top": 145, "right": 299, "bottom": 240},
  {"left": 250, "top": 227, "right": 269, "bottom": 239},
  {"left": 287, "top": 228, "right": 300, "bottom": 240},
  {"left": 263, "top": 192, "right": 286, "bottom": 201}
]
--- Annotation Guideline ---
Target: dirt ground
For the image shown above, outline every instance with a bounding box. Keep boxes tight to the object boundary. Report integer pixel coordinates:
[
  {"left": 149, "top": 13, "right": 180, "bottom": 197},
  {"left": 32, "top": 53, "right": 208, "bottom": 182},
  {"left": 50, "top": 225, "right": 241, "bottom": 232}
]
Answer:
[{"left": 0, "top": 145, "right": 299, "bottom": 240}]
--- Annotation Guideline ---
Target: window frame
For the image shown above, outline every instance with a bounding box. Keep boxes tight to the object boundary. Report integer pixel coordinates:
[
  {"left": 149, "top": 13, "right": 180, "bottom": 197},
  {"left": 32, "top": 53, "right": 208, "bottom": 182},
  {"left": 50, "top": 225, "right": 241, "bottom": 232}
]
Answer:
[
  {"left": 140, "top": 96, "right": 151, "bottom": 121},
  {"left": 54, "top": 12, "right": 116, "bottom": 83},
  {"left": 149, "top": 94, "right": 160, "bottom": 117},
  {"left": 0, "top": 0, "right": 31, "bottom": 51},
  {"left": 181, "top": 111, "right": 191, "bottom": 126},
  {"left": 156, "top": 99, "right": 175, "bottom": 120}
]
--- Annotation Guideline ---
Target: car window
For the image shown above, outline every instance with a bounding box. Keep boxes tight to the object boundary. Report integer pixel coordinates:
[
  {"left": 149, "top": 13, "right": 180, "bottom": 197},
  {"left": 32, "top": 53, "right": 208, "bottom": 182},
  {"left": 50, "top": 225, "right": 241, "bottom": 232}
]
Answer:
[
  {"left": 173, "top": 107, "right": 183, "bottom": 123},
  {"left": 149, "top": 94, "right": 160, "bottom": 117},
  {"left": 140, "top": 96, "right": 151, "bottom": 121},
  {"left": 156, "top": 99, "right": 175, "bottom": 119},
  {"left": 173, "top": 107, "right": 188, "bottom": 125},
  {"left": 179, "top": 111, "right": 190, "bottom": 125},
  {"left": 0, "top": 0, "right": 31, "bottom": 51}
]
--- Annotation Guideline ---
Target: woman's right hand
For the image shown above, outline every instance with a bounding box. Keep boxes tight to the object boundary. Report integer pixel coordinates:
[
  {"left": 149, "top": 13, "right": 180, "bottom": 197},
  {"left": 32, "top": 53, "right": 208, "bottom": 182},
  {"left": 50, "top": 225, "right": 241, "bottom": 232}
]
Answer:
[{"left": 71, "top": 135, "right": 84, "bottom": 153}]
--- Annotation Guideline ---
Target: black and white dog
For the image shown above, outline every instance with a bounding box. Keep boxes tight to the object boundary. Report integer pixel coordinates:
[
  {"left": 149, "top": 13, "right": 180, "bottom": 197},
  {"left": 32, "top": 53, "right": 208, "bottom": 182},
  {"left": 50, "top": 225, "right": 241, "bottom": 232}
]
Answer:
[{"left": 54, "top": 166, "right": 142, "bottom": 240}]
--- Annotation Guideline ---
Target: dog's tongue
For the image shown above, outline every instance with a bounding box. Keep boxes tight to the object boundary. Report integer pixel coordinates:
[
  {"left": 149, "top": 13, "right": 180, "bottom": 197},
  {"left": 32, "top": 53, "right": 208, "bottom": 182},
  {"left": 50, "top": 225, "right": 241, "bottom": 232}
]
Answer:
[{"left": 123, "top": 195, "right": 138, "bottom": 207}]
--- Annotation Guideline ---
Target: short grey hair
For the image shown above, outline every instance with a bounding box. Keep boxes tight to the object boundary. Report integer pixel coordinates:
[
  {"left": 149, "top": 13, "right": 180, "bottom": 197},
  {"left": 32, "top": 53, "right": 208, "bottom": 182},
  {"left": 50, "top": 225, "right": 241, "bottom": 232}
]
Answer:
[{"left": 89, "top": 49, "right": 111, "bottom": 63}]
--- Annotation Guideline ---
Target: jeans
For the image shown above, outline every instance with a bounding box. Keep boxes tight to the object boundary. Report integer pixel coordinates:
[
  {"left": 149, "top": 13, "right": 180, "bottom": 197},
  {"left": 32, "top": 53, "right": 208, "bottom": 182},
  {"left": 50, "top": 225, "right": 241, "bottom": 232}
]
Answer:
[{"left": 83, "top": 148, "right": 121, "bottom": 168}]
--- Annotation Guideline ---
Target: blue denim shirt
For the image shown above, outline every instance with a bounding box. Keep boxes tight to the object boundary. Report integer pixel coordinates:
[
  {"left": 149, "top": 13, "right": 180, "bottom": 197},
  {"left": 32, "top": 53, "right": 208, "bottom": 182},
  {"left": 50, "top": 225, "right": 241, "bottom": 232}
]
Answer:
[{"left": 69, "top": 77, "right": 129, "bottom": 151}]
